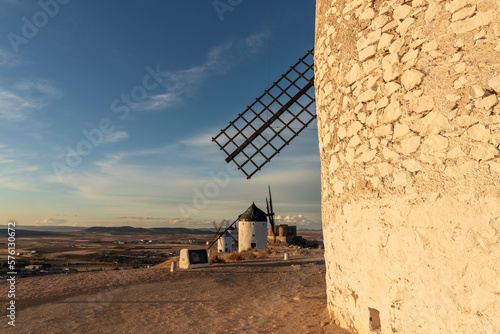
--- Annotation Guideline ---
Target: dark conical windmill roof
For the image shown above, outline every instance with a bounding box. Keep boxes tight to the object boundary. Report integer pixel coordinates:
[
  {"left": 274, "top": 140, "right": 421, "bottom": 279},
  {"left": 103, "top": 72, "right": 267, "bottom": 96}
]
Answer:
[{"left": 239, "top": 202, "right": 267, "bottom": 222}]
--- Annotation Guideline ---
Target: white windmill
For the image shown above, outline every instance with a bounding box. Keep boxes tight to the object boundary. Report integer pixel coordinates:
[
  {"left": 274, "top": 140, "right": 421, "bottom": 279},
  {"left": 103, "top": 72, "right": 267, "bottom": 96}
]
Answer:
[{"left": 207, "top": 187, "right": 276, "bottom": 253}]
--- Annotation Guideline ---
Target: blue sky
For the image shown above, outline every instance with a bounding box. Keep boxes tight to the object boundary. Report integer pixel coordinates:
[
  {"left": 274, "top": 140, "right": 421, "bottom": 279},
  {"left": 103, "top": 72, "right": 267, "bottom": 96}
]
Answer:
[{"left": 0, "top": 0, "right": 320, "bottom": 228}]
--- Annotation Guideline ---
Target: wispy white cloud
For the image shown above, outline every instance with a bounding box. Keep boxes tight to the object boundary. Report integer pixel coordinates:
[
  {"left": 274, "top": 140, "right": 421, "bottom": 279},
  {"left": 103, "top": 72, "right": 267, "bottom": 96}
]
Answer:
[
  {"left": 33, "top": 217, "right": 69, "bottom": 226},
  {"left": 103, "top": 131, "right": 129, "bottom": 144},
  {"left": 15, "top": 79, "right": 62, "bottom": 99},
  {"left": 48, "top": 144, "right": 320, "bottom": 223},
  {"left": 179, "top": 131, "right": 215, "bottom": 147},
  {"left": 136, "top": 93, "right": 177, "bottom": 111},
  {"left": 136, "top": 32, "right": 266, "bottom": 112},
  {"left": 275, "top": 214, "right": 313, "bottom": 227},
  {"left": 0, "top": 148, "right": 40, "bottom": 191},
  {"left": 0, "top": 79, "right": 61, "bottom": 120},
  {"left": 0, "top": 48, "right": 22, "bottom": 67}
]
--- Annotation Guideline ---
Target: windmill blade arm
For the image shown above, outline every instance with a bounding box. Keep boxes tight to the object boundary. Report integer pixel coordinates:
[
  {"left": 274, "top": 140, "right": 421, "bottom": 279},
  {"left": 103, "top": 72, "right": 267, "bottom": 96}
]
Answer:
[
  {"left": 268, "top": 185, "right": 274, "bottom": 215},
  {"left": 229, "top": 233, "right": 238, "bottom": 245},
  {"left": 207, "top": 218, "right": 239, "bottom": 250}
]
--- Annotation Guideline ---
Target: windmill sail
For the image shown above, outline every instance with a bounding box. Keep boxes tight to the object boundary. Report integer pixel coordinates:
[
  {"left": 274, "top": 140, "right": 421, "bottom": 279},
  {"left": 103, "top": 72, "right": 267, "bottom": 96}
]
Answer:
[
  {"left": 266, "top": 185, "right": 276, "bottom": 238},
  {"left": 212, "top": 49, "right": 315, "bottom": 179},
  {"left": 208, "top": 217, "right": 239, "bottom": 250}
]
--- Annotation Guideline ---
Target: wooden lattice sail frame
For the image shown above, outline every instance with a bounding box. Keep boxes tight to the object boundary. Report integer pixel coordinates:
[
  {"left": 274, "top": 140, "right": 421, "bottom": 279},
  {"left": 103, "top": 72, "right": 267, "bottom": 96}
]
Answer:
[{"left": 212, "top": 49, "right": 316, "bottom": 179}]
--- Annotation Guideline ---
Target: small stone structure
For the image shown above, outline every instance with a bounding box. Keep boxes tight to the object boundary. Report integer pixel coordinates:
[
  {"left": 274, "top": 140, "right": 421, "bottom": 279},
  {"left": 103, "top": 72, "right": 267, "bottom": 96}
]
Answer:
[
  {"left": 179, "top": 248, "right": 210, "bottom": 269},
  {"left": 238, "top": 202, "right": 268, "bottom": 252},
  {"left": 315, "top": 0, "right": 500, "bottom": 332},
  {"left": 268, "top": 224, "right": 297, "bottom": 244}
]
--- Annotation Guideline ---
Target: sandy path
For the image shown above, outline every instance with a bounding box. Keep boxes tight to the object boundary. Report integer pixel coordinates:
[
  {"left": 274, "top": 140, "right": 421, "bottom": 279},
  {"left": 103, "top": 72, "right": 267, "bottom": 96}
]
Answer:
[{"left": 1, "top": 249, "right": 348, "bottom": 333}]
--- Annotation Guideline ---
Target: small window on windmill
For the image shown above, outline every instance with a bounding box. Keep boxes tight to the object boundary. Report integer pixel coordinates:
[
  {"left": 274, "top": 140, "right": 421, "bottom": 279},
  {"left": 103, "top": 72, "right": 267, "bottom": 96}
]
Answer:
[{"left": 212, "top": 49, "right": 315, "bottom": 179}]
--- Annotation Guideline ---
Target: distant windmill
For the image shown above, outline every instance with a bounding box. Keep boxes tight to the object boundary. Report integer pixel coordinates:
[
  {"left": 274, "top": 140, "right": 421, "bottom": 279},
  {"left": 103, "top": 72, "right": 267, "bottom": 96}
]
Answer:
[
  {"left": 209, "top": 220, "right": 237, "bottom": 253},
  {"left": 212, "top": 49, "right": 315, "bottom": 179},
  {"left": 207, "top": 186, "right": 278, "bottom": 251}
]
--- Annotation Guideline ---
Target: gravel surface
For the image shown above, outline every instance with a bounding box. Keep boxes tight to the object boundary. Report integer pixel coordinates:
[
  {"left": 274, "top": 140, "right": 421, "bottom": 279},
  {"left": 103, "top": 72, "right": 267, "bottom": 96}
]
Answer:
[{"left": 1, "top": 249, "right": 348, "bottom": 333}]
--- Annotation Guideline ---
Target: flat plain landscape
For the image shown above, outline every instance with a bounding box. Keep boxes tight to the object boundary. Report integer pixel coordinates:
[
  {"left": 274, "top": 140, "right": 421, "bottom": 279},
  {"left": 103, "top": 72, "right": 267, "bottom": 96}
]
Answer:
[{"left": 1, "top": 228, "right": 343, "bottom": 333}]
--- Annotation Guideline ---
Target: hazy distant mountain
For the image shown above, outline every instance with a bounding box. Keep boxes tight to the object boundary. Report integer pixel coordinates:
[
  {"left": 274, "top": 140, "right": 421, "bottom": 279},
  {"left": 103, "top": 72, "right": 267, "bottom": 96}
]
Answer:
[
  {"left": 0, "top": 229, "right": 71, "bottom": 237},
  {"left": 149, "top": 227, "right": 213, "bottom": 235},
  {"left": 83, "top": 226, "right": 212, "bottom": 235},
  {"left": 16, "top": 225, "right": 87, "bottom": 231}
]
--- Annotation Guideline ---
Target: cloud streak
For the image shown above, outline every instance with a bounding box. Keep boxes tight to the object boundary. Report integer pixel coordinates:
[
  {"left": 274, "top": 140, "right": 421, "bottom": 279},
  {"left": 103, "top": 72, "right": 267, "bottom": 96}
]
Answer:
[
  {"left": 135, "top": 32, "right": 266, "bottom": 112},
  {"left": 33, "top": 217, "right": 69, "bottom": 226},
  {"left": 0, "top": 47, "right": 22, "bottom": 67},
  {"left": 0, "top": 79, "right": 61, "bottom": 120},
  {"left": 103, "top": 131, "right": 129, "bottom": 144}
]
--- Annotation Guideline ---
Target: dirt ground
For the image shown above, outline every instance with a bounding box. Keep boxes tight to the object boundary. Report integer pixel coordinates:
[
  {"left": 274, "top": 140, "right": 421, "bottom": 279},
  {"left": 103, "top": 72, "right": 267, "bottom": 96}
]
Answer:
[{"left": 0, "top": 248, "right": 348, "bottom": 334}]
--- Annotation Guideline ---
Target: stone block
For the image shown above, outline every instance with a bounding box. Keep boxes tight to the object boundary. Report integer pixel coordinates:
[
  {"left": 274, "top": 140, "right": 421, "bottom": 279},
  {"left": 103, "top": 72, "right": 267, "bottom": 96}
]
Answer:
[
  {"left": 466, "top": 124, "right": 490, "bottom": 142},
  {"left": 470, "top": 143, "right": 498, "bottom": 160},
  {"left": 357, "top": 29, "right": 382, "bottom": 52},
  {"left": 347, "top": 121, "right": 364, "bottom": 137},
  {"left": 377, "top": 162, "right": 393, "bottom": 177},
  {"left": 446, "top": 0, "right": 471, "bottom": 13},
  {"left": 345, "top": 63, "right": 363, "bottom": 85},
  {"left": 396, "top": 136, "right": 421, "bottom": 155},
  {"left": 358, "top": 89, "right": 377, "bottom": 103},
  {"left": 421, "top": 135, "right": 449, "bottom": 154},
  {"left": 469, "top": 85, "right": 485, "bottom": 99},
  {"left": 401, "top": 49, "right": 419, "bottom": 65},
  {"left": 454, "top": 76, "right": 468, "bottom": 89},
  {"left": 402, "top": 159, "right": 422, "bottom": 172},
  {"left": 447, "top": 146, "right": 467, "bottom": 159},
  {"left": 377, "top": 96, "right": 389, "bottom": 109},
  {"left": 385, "top": 82, "right": 401, "bottom": 96},
  {"left": 366, "top": 111, "right": 378, "bottom": 128},
  {"left": 425, "top": 1, "right": 440, "bottom": 23},
  {"left": 391, "top": 171, "right": 407, "bottom": 187},
  {"left": 488, "top": 75, "right": 500, "bottom": 94},
  {"left": 333, "top": 179, "right": 345, "bottom": 196},
  {"left": 396, "top": 17, "right": 415, "bottom": 36},
  {"left": 451, "top": 5, "right": 476, "bottom": 22},
  {"left": 338, "top": 125, "right": 347, "bottom": 140},
  {"left": 422, "top": 40, "right": 438, "bottom": 53},
  {"left": 371, "top": 15, "right": 391, "bottom": 30},
  {"left": 393, "top": 5, "right": 412, "bottom": 21},
  {"left": 411, "top": 112, "right": 451, "bottom": 135},
  {"left": 346, "top": 148, "right": 355, "bottom": 166},
  {"left": 401, "top": 69, "right": 424, "bottom": 90},
  {"left": 329, "top": 156, "right": 340, "bottom": 174},
  {"left": 450, "top": 10, "right": 496, "bottom": 34},
  {"left": 356, "top": 149, "right": 377, "bottom": 164},
  {"left": 360, "top": 7, "right": 375, "bottom": 20},
  {"left": 393, "top": 123, "right": 411, "bottom": 140},
  {"left": 382, "top": 147, "right": 400, "bottom": 161},
  {"left": 381, "top": 100, "right": 402, "bottom": 124},
  {"left": 415, "top": 95, "right": 435, "bottom": 113},
  {"left": 375, "top": 124, "right": 393, "bottom": 138},
  {"left": 378, "top": 33, "right": 394, "bottom": 50},
  {"left": 348, "top": 134, "right": 361, "bottom": 147},
  {"left": 359, "top": 45, "right": 377, "bottom": 61},
  {"left": 477, "top": 95, "right": 498, "bottom": 110}
]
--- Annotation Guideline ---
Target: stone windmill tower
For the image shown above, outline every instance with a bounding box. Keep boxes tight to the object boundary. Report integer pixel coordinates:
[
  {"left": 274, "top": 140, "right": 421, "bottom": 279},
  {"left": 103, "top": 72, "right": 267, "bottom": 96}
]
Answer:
[
  {"left": 238, "top": 202, "right": 268, "bottom": 252},
  {"left": 213, "top": 0, "right": 500, "bottom": 332},
  {"left": 217, "top": 231, "right": 233, "bottom": 253},
  {"left": 315, "top": 0, "right": 500, "bottom": 333}
]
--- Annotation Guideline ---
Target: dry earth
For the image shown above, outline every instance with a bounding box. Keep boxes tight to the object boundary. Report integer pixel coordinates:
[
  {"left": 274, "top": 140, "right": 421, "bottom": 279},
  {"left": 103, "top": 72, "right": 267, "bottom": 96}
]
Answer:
[{"left": 1, "top": 248, "right": 348, "bottom": 334}]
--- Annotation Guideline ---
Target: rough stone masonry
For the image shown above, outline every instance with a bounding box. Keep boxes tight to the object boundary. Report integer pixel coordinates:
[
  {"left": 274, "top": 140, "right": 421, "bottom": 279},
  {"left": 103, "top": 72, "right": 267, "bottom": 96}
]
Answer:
[{"left": 314, "top": 0, "right": 500, "bottom": 332}]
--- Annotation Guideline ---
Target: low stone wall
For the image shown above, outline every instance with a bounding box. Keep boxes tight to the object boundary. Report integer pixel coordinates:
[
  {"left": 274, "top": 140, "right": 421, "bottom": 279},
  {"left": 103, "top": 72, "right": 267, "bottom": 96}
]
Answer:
[{"left": 315, "top": 0, "right": 500, "bottom": 332}]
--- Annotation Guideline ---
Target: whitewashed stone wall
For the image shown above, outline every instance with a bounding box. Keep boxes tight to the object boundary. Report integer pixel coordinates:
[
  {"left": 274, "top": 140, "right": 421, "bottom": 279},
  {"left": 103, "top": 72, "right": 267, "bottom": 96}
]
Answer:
[
  {"left": 315, "top": 0, "right": 500, "bottom": 332},
  {"left": 238, "top": 221, "right": 267, "bottom": 251}
]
